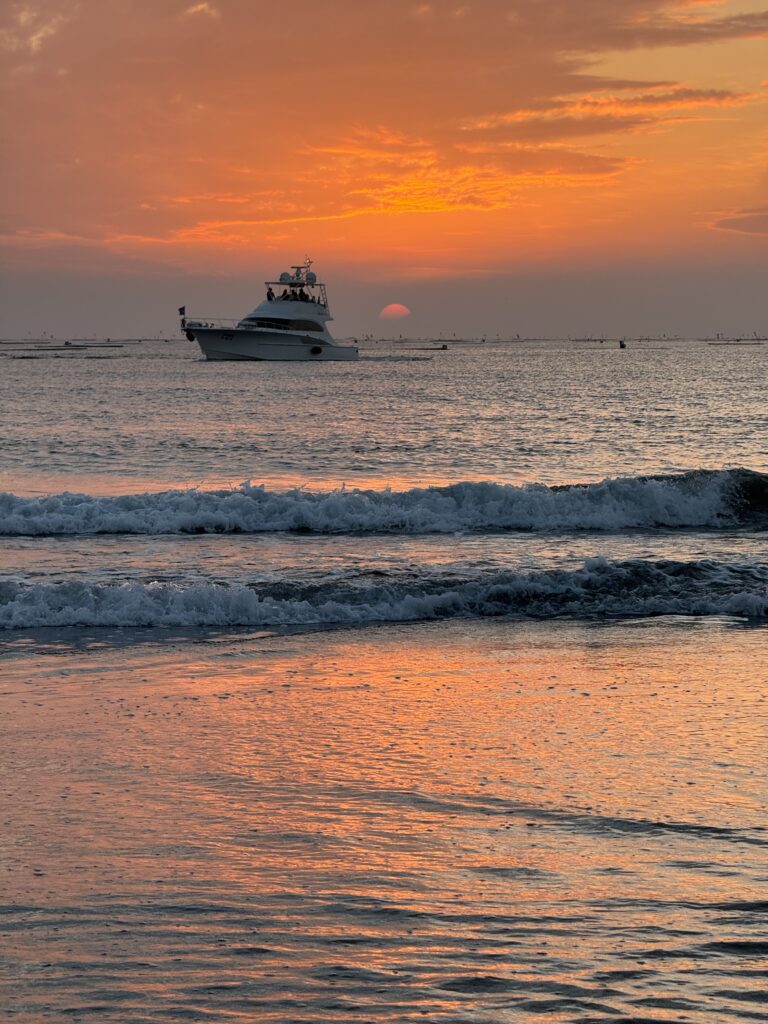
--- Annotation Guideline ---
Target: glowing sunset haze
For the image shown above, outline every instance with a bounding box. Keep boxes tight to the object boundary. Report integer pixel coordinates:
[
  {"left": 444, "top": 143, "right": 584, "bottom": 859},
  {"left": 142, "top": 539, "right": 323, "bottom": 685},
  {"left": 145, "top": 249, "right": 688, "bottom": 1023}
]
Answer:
[{"left": 1, "top": 0, "right": 767, "bottom": 335}]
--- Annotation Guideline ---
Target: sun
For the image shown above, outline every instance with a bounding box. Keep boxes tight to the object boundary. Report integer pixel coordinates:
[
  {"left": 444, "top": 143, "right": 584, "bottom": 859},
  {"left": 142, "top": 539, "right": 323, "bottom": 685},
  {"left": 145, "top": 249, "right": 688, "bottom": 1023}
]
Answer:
[{"left": 379, "top": 303, "right": 412, "bottom": 320}]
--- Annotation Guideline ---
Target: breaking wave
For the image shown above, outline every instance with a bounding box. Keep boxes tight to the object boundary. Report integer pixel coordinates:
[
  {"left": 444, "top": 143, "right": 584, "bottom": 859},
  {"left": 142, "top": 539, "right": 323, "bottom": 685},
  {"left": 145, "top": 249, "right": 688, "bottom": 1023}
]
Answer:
[
  {"left": 0, "top": 469, "right": 765, "bottom": 537},
  {"left": 1, "top": 558, "right": 765, "bottom": 629}
]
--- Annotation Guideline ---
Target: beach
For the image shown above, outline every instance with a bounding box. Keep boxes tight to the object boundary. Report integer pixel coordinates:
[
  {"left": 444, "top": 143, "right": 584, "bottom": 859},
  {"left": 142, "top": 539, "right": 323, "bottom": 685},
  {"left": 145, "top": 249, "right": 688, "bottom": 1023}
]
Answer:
[{"left": 2, "top": 617, "right": 766, "bottom": 1021}]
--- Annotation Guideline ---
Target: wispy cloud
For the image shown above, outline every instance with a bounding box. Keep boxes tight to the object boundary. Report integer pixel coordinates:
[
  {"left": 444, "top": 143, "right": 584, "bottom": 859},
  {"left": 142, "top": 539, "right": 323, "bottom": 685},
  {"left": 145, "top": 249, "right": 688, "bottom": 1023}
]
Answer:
[
  {"left": 172, "top": 193, "right": 255, "bottom": 205},
  {"left": 501, "top": 1, "right": 768, "bottom": 51},
  {"left": 463, "top": 86, "right": 761, "bottom": 136},
  {"left": 105, "top": 133, "right": 618, "bottom": 248},
  {"left": 182, "top": 3, "right": 221, "bottom": 19},
  {"left": 0, "top": 3, "right": 73, "bottom": 54},
  {"left": 303, "top": 128, "right": 627, "bottom": 218},
  {"left": 711, "top": 205, "right": 768, "bottom": 234},
  {"left": 0, "top": 228, "right": 99, "bottom": 247}
]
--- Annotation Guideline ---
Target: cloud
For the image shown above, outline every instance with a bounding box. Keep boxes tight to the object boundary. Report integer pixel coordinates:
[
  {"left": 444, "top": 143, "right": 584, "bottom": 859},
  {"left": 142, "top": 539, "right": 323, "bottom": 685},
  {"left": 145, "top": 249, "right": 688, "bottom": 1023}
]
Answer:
[
  {"left": 399, "top": 0, "right": 768, "bottom": 53},
  {"left": 711, "top": 205, "right": 768, "bottom": 235},
  {"left": 182, "top": 3, "right": 220, "bottom": 18},
  {"left": 501, "top": 2, "right": 768, "bottom": 52},
  {"left": 603, "top": 9, "right": 768, "bottom": 50},
  {"left": 462, "top": 86, "right": 761, "bottom": 140},
  {"left": 0, "top": 3, "right": 73, "bottom": 54},
  {"left": 454, "top": 143, "right": 629, "bottom": 177},
  {"left": 2, "top": 0, "right": 766, "bottom": 276},
  {"left": 474, "top": 87, "right": 756, "bottom": 123},
  {"left": 300, "top": 128, "right": 628, "bottom": 219},
  {"left": 411, "top": 2, "right": 470, "bottom": 16},
  {"left": 0, "top": 228, "right": 98, "bottom": 247},
  {"left": 171, "top": 192, "right": 262, "bottom": 206}
]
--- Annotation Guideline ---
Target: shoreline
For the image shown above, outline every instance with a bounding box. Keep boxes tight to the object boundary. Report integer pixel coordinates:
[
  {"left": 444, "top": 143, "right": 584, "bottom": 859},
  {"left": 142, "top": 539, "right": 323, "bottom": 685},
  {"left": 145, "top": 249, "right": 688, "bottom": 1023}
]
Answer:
[{"left": 2, "top": 616, "right": 766, "bottom": 1020}]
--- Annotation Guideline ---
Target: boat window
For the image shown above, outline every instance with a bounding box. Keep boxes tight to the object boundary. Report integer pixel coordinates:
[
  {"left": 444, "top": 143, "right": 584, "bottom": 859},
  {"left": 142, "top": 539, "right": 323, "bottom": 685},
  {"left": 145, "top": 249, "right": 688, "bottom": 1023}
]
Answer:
[
  {"left": 241, "top": 317, "right": 323, "bottom": 332},
  {"left": 241, "top": 318, "right": 288, "bottom": 330},
  {"left": 290, "top": 320, "right": 324, "bottom": 332}
]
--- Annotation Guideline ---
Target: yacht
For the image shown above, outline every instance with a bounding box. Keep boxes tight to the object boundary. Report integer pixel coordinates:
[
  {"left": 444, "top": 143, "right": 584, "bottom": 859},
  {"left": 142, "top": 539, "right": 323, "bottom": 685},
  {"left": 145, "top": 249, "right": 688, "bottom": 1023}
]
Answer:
[{"left": 181, "top": 259, "right": 358, "bottom": 361}]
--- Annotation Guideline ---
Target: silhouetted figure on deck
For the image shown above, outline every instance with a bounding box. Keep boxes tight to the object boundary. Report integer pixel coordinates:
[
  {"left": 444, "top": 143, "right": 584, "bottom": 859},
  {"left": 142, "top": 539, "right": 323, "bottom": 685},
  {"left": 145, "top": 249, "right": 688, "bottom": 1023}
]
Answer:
[{"left": 266, "top": 287, "right": 275, "bottom": 301}]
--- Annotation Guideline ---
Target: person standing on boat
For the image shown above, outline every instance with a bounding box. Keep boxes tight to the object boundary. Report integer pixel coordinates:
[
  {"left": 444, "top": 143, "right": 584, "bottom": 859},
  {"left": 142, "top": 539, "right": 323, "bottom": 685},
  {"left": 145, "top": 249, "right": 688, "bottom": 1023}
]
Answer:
[{"left": 266, "top": 286, "right": 275, "bottom": 301}]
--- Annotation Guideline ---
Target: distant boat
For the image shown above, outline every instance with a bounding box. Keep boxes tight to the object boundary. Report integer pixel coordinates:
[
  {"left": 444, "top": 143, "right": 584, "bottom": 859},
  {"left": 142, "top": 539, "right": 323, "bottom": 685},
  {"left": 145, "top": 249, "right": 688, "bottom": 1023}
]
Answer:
[{"left": 181, "top": 259, "right": 358, "bottom": 362}]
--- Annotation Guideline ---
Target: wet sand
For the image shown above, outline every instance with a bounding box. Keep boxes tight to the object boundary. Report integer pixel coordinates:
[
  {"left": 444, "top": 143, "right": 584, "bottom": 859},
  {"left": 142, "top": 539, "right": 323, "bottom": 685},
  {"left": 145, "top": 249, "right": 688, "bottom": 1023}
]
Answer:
[{"left": 1, "top": 618, "right": 766, "bottom": 1022}]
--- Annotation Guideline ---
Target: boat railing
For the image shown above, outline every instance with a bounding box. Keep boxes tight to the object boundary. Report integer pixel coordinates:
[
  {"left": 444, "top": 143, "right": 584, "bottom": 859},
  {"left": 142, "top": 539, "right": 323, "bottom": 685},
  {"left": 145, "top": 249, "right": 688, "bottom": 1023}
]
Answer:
[
  {"left": 265, "top": 282, "right": 329, "bottom": 310},
  {"left": 183, "top": 318, "right": 244, "bottom": 330},
  {"left": 183, "top": 316, "right": 327, "bottom": 334}
]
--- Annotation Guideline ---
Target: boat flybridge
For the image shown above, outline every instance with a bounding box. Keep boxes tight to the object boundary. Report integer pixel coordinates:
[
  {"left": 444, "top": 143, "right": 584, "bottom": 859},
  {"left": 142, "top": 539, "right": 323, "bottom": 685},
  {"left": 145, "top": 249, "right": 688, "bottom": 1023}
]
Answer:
[{"left": 181, "top": 259, "right": 358, "bottom": 361}]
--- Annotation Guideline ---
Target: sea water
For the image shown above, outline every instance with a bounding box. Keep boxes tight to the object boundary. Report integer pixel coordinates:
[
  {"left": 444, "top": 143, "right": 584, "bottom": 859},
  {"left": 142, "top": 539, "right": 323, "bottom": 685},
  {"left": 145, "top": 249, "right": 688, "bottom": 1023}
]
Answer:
[{"left": 0, "top": 336, "right": 766, "bottom": 1022}]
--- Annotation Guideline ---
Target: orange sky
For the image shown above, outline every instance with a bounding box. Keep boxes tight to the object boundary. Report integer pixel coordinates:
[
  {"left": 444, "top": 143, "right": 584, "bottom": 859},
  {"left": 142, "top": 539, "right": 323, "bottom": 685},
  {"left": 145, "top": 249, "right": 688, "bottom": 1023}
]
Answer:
[{"left": 1, "top": 0, "right": 766, "bottom": 335}]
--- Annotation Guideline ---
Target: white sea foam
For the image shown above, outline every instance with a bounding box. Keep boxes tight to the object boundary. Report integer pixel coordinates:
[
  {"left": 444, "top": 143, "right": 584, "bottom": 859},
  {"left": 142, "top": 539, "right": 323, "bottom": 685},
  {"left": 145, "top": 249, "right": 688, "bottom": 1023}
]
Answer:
[
  {"left": 1, "top": 559, "right": 765, "bottom": 629},
  {"left": 0, "top": 470, "right": 763, "bottom": 537}
]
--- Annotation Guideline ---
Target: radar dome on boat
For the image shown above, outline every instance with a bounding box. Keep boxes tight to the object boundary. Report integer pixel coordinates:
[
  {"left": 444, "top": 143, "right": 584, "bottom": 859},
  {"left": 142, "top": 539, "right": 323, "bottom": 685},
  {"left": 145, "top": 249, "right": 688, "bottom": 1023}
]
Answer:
[
  {"left": 279, "top": 272, "right": 291, "bottom": 283},
  {"left": 306, "top": 271, "right": 317, "bottom": 285}
]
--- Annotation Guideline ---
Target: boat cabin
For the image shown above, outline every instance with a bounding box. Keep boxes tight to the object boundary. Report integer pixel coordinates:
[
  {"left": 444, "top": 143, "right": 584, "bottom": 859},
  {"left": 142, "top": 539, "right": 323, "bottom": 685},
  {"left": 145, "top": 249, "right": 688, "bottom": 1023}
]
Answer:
[{"left": 237, "top": 258, "right": 332, "bottom": 329}]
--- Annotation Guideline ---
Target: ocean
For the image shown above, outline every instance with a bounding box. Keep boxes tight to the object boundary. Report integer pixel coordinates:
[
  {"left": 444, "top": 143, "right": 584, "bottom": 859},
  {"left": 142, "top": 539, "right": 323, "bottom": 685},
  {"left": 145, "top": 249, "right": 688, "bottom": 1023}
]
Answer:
[{"left": 1, "top": 336, "right": 766, "bottom": 1022}]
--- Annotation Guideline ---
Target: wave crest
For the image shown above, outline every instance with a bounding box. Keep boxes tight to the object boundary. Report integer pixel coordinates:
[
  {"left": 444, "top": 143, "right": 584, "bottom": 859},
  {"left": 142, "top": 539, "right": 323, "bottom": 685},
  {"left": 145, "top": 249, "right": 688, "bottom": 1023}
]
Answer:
[
  {"left": 0, "top": 469, "right": 765, "bottom": 537},
  {"left": 1, "top": 558, "right": 765, "bottom": 629}
]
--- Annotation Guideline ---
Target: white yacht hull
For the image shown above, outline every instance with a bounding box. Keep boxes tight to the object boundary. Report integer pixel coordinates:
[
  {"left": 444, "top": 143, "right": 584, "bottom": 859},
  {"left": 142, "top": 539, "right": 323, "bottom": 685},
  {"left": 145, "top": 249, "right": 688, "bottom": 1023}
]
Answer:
[{"left": 190, "top": 328, "right": 358, "bottom": 362}]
